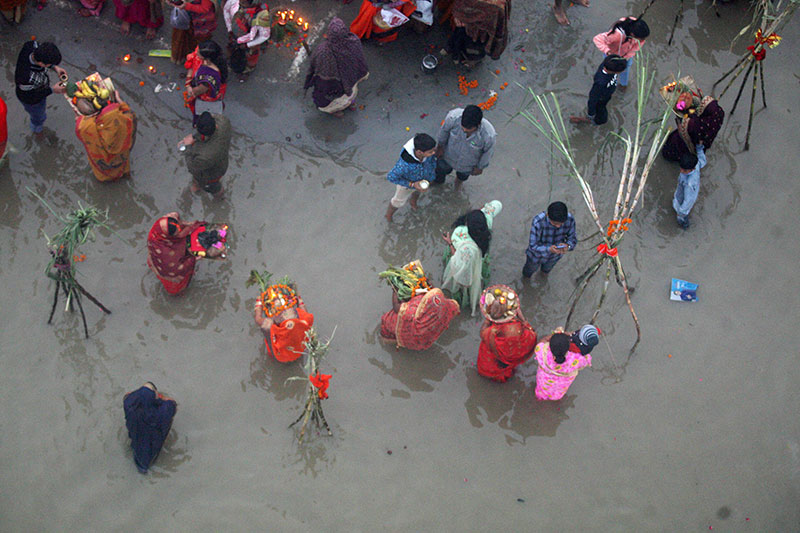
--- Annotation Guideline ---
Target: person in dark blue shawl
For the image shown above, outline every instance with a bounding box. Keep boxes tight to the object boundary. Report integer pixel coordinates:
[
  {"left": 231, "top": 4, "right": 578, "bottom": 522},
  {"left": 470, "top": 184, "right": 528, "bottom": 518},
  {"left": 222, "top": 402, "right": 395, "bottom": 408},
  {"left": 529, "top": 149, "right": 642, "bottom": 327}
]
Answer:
[{"left": 123, "top": 382, "right": 177, "bottom": 473}]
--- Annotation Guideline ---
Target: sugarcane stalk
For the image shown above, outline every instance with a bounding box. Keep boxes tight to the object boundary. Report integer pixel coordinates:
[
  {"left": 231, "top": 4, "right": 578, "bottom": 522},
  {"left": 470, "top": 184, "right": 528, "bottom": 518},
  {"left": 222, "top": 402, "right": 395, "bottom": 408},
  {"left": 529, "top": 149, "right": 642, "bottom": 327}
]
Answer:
[
  {"left": 565, "top": 258, "right": 604, "bottom": 330},
  {"left": 613, "top": 255, "right": 641, "bottom": 346},
  {"left": 744, "top": 60, "right": 759, "bottom": 151},
  {"left": 758, "top": 60, "right": 767, "bottom": 108},
  {"left": 667, "top": 0, "right": 684, "bottom": 46},
  {"left": 48, "top": 280, "right": 61, "bottom": 324},
  {"left": 591, "top": 262, "right": 613, "bottom": 323},
  {"left": 730, "top": 61, "right": 754, "bottom": 115},
  {"left": 717, "top": 57, "right": 751, "bottom": 100},
  {"left": 75, "top": 279, "right": 111, "bottom": 314},
  {"left": 74, "top": 292, "right": 89, "bottom": 339},
  {"left": 713, "top": 55, "right": 747, "bottom": 92}
]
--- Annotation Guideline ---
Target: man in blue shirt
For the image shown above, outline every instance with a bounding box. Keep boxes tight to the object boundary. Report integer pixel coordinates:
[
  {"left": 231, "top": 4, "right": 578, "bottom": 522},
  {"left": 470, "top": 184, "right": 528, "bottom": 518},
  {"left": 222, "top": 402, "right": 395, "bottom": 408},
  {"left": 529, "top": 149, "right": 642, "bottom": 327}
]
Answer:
[
  {"left": 523, "top": 201, "right": 578, "bottom": 277},
  {"left": 385, "top": 133, "right": 437, "bottom": 222},
  {"left": 673, "top": 145, "right": 706, "bottom": 229}
]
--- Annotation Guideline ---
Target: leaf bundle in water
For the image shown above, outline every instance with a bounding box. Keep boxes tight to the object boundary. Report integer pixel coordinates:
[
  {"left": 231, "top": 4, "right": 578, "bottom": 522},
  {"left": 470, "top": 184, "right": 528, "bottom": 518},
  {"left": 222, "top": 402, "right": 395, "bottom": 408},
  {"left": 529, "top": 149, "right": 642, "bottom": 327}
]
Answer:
[{"left": 286, "top": 327, "right": 336, "bottom": 444}]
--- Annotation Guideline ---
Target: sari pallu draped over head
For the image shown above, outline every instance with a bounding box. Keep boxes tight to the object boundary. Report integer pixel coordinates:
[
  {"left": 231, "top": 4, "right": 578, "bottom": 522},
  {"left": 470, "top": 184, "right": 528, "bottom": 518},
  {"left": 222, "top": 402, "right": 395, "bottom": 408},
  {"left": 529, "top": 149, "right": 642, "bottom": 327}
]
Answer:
[
  {"left": 663, "top": 96, "right": 725, "bottom": 161},
  {"left": 381, "top": 288, "right": 460, "bottom": 350},
  {"left": 147, "top": 216, "right": 204, "bottom": 294},
  {"left": 305, "top": 17, "right": 369, "bottom": 109},
  {"left": 451, "top": 0, "right": 511, "bottom": 60},
  {"left": 477, "top": 319, "right": 537, "bottom": 382},
  {"left": 75, "top": 102, "right": 136, "bottom": 182},
  {"left": 184, "top": 47, "right": 228, "bottom": 116}
]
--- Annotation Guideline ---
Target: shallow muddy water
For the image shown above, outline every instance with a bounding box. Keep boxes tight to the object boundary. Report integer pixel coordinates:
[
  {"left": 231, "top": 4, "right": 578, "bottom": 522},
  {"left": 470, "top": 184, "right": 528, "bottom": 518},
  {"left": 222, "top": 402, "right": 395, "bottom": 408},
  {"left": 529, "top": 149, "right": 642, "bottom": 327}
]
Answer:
[{"left": 1, "top": 0, "right": 798, "bottom": 530}]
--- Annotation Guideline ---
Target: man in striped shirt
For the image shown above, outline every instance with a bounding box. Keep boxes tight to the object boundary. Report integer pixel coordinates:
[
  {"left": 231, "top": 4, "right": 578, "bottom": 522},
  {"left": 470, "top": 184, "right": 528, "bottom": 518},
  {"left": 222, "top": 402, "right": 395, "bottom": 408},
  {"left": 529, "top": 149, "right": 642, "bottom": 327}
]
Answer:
[
  {"left": 14, "top": 40, "right": 66, "bottom": 135},
  {"left": 523, "top": 201, "right": 577, "bottom": 278}
]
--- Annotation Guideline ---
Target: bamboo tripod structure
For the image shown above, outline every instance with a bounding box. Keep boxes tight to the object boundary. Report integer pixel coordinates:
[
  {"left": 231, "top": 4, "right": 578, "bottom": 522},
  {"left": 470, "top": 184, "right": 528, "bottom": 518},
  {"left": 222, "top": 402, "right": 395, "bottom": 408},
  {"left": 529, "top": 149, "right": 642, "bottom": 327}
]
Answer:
[
  {"left": 287, "top": 327, "right": 335, "bottom": 444},
  {"left": 519, "top": 55, "right": 671, "bottom": 350},
  {"left": 47, "top": 250, "right": 111, "bottom": 338},
  {"left": 712, "top": 0, "right": 796, "bottom": 150}
]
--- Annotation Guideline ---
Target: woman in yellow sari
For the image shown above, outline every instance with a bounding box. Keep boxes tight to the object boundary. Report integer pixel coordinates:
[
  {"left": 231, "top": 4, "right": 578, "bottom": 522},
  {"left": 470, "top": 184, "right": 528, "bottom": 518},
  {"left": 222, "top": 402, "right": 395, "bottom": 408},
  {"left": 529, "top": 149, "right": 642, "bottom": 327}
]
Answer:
[{"left": 74, "top": 90, "right": 136, "bottom": 182}]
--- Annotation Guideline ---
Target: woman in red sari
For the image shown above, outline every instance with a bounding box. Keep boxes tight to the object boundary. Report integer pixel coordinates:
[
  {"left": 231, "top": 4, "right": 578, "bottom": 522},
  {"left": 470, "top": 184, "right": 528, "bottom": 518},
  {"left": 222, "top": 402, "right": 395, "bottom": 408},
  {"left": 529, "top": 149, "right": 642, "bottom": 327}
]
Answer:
[
  {"left": 350, "top": 0, "right": 416, "bottom": 43},
  {"left": 184, "top": 40, "right": 228, "bottom": 125},
  {"left": 477, "top": 284, "right": 537, "bottom": 382},
  {"left": 379, "top": 261, "right": 460, "bottom": 351},
  {"left": 147, "top": 213, "right": 207, "bottom": 295},
  {"left": 253, "top": 284, "right": 314, "bottom": 363}
]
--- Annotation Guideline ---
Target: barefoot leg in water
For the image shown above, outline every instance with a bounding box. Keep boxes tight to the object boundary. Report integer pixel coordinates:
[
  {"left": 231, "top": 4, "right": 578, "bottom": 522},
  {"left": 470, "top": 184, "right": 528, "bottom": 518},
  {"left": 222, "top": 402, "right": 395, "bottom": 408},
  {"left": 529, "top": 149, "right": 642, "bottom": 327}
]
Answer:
[
  {"left": 575, "top": 0, "right": 590, "bottom": 6},
  {"left": 553, "top": 0, "right": 569, "bottom": 25},
  {"left": 120, "top": 21, "right": 131, "bottom": 34}
]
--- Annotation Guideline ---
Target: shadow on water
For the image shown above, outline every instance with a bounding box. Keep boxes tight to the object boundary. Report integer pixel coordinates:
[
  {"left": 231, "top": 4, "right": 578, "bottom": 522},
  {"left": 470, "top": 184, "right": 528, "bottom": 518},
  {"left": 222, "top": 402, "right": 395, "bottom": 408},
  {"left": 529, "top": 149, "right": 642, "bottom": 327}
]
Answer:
[
  {"left": 244, "top": 334, "right": 306, "bottom": 402},
  {"left": 463, "top": 368, "right": 576, "bottom": 443},
  {"left": 365, "top": 324, "right": 457, "bottom": 394}
]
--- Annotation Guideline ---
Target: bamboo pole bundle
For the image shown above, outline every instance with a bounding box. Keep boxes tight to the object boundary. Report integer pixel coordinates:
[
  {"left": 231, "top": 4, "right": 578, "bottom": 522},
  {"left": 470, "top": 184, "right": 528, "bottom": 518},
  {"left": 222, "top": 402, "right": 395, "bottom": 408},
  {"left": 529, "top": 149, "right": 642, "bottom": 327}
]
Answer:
[
  {"left": 287, "top": 327, "right": 336, "bottom": 444},
  {"left": 518, "top": 55, "right": 671, "bottom": 349}
]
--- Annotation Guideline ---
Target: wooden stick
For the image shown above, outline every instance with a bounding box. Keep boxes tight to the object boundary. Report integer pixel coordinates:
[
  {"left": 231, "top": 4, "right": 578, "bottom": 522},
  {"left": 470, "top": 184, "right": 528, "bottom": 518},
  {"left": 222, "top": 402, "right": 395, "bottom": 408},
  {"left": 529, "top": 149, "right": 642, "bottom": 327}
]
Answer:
[
  {"left": 637, "top": 0, "right": 659, "bottom": 19},
  {"left": 591, "top": 263, "right": 613, "bottom": 323},
  {"left": 565, "top": 258, "right": 604, "bottom": 329},
  {"left": 667, "top": 0, "right": 684, "bottom": 46},
  {"left": 48, "top": 280, "right": 60, "bottom": 324},
  {"left": 713, "top": 55, "right": 747, "bottom": 92},
  {"left": 74, "top": 279, "right": 111, "bottom": 314},
  {"left": 758, "top": 60, "right": 767, "bottom": 108},
  {"left": 730, "top": 61, "right": 754, "bottom": 115},
  {"left": 74, "top": 292, "right": 89, "bottom": 339},
  {"left": 744, "top": 61, "right": 759, "bottom": 151},
  {"left": 717, "top": 58, "right": 750, "bottom": 100}
]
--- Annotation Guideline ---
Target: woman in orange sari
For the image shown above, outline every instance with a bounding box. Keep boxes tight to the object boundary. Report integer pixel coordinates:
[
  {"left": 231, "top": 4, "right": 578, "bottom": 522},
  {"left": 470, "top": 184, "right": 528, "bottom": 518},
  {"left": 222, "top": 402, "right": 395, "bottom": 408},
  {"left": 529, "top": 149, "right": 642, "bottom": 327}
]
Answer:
[
  {"left": 477, "top": 284, "right": 537, "bottom": 383},
  {"left": 253, "top": 285, "right": 314, "bottom": 363},
  {"left": 350, "top": 0, "right": 416, "bottom": 43},
  {"left": 74, "top": 90, "right": 136, "bottom": 182}
]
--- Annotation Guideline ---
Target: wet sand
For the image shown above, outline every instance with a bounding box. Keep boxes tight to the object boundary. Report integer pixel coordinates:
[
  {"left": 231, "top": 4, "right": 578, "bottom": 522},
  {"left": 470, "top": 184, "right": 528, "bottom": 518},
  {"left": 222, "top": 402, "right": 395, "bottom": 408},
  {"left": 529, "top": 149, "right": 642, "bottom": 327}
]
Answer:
[{"left": 1, "top": 1, "right": 799, "bottom": 530}]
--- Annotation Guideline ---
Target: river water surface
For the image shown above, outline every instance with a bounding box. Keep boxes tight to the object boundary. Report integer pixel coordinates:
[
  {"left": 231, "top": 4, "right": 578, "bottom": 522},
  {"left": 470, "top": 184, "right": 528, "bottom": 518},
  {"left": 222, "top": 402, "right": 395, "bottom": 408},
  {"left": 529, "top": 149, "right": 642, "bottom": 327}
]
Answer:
[{"left": 1, "top": 0, "right": 798, "bottom": 530}]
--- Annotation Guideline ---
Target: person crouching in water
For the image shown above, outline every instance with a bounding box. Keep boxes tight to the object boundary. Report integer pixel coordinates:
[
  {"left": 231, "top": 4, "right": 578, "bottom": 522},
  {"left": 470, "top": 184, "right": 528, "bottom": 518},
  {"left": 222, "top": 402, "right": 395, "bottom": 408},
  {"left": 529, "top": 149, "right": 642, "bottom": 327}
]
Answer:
[
  {"left": 253, "top": 283, "right": 314, "bottom": 363},
  {"left": 477, "top": 284, "right": 537, "bottom": 383},
  {"left": 123, "top": 382, "right": 177, "bottom": 474}
]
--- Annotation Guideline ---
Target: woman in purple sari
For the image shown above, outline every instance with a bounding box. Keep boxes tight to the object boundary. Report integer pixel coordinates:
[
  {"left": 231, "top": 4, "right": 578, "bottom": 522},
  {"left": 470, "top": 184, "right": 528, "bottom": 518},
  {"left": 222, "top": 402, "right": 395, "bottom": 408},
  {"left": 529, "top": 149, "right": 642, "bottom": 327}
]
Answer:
[
  {"left": 662, "top": 92, "right": 725, "bottom": 162},
  {"left": 304, "top": 17, "right": 369, "bottom": 118},
  {"left": 184, "top": 40, "right": 228, "bottom": 125}
]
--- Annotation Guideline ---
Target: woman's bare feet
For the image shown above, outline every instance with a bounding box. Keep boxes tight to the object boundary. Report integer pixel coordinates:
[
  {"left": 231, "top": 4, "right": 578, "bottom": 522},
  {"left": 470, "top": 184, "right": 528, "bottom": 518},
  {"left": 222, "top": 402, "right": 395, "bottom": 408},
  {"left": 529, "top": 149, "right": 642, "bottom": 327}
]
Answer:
[
  {"left": 145, "top": 27, "right": 156, "bottom": 39},
  {"left": 77, "top": 7, "right": 92, "bottom": 16},
  {"left": 553, "top": 3, "right": 569, "bottom": 25},
  {"left": 120, "top": 21, "right": 131, "bottom": 34},
  {"left": 575, "top": 0, "right": 590, "bottom": 6},
  {"left": 569, "top": 115, "right": 592, "bottom": 124},
  {"left": 332, "top": 111, "right": 345, "bottom": 118}
]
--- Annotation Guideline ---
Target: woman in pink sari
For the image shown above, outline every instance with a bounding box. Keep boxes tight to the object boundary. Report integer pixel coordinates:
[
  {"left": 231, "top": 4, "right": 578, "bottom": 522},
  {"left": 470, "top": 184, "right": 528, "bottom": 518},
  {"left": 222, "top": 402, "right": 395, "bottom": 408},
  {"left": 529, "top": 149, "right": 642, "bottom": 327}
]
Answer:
[{"left": 534, "top": 325, "right": 598, "bottom": 400}]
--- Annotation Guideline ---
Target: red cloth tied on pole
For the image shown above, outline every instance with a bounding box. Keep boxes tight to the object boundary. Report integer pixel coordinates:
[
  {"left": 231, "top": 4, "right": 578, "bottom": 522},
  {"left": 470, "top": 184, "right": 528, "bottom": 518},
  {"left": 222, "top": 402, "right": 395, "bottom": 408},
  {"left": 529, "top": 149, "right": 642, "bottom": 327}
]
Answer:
[
  {"left": 596, "top": 243, "right": 618, "bottom": 257},
  {"left": 747, "top": 45, "right": 766, "bottom": 61},
  {"left": 309, "top": 373, "right": 331, "bottom": 399}
]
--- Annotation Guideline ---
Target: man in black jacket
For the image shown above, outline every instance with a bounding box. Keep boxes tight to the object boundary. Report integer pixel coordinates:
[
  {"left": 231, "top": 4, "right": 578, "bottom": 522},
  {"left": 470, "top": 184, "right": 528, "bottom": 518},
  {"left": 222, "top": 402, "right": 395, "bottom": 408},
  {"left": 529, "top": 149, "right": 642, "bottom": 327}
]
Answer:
[{"left": 15, "top": 40, "right": 67, "bottom": 135}]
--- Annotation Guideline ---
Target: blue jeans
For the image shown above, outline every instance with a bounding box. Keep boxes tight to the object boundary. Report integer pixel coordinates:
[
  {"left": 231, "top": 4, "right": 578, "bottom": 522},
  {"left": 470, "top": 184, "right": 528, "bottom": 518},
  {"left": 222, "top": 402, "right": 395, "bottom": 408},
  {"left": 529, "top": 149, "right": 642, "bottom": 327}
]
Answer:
[
  {"left": 673, "top": 171, "right": 700, "bottom": 223},
  {"left": 522, "top": 253, "right": 560, "bottom": 277},
  {"left": 22, "top": 99, "right": 47, "bottom": 133}
]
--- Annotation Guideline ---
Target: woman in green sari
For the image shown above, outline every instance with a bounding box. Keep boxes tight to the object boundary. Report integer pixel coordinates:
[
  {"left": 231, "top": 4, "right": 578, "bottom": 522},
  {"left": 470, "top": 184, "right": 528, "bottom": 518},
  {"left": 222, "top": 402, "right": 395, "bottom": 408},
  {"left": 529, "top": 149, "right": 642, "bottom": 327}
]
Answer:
[{"left": 441, "top": 200, "right": 503, "bottom": 315}]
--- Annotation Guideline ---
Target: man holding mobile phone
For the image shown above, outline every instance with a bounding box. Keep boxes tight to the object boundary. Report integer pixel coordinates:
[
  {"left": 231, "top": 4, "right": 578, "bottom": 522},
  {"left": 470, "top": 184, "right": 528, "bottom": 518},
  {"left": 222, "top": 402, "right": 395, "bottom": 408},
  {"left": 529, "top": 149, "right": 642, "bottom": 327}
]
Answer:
[{"left": 523, "top": 201, "right": 577, "bottom": 278}]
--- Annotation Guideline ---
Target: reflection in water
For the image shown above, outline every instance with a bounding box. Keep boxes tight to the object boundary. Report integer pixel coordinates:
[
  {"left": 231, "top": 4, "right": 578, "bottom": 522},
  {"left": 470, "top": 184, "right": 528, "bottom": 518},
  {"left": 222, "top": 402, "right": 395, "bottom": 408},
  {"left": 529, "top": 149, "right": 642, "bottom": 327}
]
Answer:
[
  {"left": 366, "top": 325, "right": 457, "bottom": 393},
  {"left": 282, "top": 430, "right": 340, "bottom": 478},
  {"left": 245, "top": 332, "right": 306, "bottom": 402},
  {"left": 463, "top": 367, "right": 574, "bottom": 443}
]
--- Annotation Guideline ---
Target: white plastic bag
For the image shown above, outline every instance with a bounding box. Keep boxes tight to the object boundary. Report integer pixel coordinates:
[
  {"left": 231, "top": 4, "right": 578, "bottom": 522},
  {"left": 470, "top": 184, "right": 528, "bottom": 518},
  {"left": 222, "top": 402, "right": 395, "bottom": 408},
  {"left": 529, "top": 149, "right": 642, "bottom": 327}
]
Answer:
[
  {"left": 380, "top": 7, "right": 409, "bottom": 28},
  {"left": 411, "top": 0, "right": 433, "bottom": 25}
]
